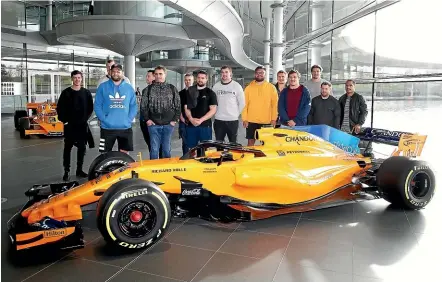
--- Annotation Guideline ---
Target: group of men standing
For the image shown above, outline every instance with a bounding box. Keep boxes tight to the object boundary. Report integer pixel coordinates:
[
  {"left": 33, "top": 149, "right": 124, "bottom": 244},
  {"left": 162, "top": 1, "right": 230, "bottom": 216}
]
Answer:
[
  {"left": 137, "top": 65, "right": 245, "bottom": 160},
  {"left": 56, "top": 60, "right": 368, "bottom": 181}
]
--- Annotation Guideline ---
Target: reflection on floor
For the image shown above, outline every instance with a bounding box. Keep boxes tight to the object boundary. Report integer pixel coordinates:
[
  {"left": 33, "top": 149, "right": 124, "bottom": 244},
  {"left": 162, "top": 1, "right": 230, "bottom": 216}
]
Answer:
[{"left": 1, "top": 115, "right": 441, "bottom": 282}]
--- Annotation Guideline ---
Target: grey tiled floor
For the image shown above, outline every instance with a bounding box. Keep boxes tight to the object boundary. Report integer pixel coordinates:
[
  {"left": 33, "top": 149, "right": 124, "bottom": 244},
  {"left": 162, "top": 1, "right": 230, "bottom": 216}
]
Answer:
[{"left": 1, "top": 115, "right": 441, "bottom": 282}]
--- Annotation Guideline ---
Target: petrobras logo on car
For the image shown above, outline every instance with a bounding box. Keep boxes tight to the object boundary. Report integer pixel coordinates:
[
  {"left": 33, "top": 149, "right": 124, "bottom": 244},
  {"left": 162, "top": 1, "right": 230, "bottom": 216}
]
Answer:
[{"left": 109, "top": 92, "right": 126, "bottom": 109}]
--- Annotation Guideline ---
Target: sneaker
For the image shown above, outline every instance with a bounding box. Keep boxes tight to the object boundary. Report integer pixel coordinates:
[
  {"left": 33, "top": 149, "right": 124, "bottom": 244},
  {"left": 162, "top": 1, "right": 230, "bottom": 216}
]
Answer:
[{"left": 63, "top": 171, "right": 70, "bottom": 181}]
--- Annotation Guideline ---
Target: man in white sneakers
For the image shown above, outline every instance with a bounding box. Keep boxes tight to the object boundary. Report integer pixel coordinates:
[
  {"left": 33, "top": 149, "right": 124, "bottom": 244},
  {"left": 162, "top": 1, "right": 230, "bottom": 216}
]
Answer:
[{"left": 212, "top": 65, "right": 245, "bottom": 143}]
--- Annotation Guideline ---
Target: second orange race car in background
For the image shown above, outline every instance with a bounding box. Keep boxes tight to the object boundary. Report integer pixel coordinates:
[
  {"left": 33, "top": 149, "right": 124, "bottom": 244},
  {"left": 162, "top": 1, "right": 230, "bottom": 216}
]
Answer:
[{"left": 14, "top": 101, "right": 64, "bottom": 139}]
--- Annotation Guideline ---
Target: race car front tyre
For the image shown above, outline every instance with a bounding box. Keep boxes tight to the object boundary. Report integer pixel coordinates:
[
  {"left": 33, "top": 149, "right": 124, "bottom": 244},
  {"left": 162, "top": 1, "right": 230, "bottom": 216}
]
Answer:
[
  {"left": 19, "top": 117, "right": 30, "bottom": 139},
  {"left": 377, "top": 156, "right": 436, "bottom": 210},
  {"left": 96, "top": 178, "right": 171, "bottom": 249},
  {"left": 14, "top": 110, "right": 28, "bottom": 130},
  {"left": 88, "top": 151, "right": 135, "bottom": 180}
]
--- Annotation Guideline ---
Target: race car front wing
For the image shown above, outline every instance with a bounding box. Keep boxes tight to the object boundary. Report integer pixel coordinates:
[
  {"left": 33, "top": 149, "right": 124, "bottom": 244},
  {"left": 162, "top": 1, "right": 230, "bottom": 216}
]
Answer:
[{"left": 7, "top": 181, "right": 85, "bottom": 252}]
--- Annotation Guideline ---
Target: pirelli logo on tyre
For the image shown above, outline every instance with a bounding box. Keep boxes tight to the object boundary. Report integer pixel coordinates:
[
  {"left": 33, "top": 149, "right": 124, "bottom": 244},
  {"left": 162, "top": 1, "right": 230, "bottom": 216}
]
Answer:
[
  {"left": 121, "top": 188, "right": 149, "bottom": 199},
  {"left": 43, "top": 229, "right": 66, "bottom": 238}
]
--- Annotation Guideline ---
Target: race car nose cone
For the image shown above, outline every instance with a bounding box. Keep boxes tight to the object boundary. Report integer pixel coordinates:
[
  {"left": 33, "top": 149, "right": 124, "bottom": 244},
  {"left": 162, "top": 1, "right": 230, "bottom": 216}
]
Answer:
[{"left": 130, "top": 210, "right": 143, "bottom": 222}]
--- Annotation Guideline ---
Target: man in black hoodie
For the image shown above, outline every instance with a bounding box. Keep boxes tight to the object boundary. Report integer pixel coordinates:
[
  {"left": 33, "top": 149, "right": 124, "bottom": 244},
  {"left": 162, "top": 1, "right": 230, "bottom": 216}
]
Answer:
[
  {"left": 57, "top": 70, "right": 94, "bottom": 181},
  {"left": 308, "top": 81, "right": 341, "bottom": 128},
  {"left": 140, "top": 65, "right": 181, "bottom": 159}
]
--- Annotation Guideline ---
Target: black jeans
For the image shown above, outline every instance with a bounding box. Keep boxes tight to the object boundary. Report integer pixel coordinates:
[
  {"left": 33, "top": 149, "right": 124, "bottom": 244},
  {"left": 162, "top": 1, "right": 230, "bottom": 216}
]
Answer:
[
  {"left": 214, "top": 119, "right": 239, "bottom": 143},
  {"left": 63, "top": 138, "right": 86, "bottom": 172}
]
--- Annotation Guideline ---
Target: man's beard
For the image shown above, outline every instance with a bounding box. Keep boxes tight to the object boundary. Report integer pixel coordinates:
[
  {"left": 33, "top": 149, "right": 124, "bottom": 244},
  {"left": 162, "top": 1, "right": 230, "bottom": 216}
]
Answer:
[
  {"left": 255, "top": 77, "right": 264, "bottom": 82},
  {"left": 111, "top": 75, "right": 121, "bottom": 82},
  {"left": 197, "top": 82, "right": 205, "bottom": 87}
]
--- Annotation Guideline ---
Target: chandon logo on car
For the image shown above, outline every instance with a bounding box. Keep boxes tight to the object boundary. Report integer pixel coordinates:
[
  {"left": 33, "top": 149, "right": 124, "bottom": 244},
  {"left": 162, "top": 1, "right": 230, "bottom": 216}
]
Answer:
[
  {"left": 182, "top": 188, "right": 201, "bottom": 196},
  {"left": 285, "top": 136, "right": 314, "bottom": 144}
]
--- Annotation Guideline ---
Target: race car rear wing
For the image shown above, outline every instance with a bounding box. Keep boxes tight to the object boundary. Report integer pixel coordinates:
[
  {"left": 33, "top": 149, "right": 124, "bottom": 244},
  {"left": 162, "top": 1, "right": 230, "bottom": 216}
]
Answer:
[{"left": 355, "top": 128, "right": 427, "bottom": 157}]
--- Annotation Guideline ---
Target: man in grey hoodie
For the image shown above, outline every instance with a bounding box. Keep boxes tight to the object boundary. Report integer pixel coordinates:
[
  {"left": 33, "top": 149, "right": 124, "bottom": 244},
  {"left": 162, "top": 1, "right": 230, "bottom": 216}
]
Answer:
[{"left": 212, "top": 65, "right": 245, "bottom": 143}]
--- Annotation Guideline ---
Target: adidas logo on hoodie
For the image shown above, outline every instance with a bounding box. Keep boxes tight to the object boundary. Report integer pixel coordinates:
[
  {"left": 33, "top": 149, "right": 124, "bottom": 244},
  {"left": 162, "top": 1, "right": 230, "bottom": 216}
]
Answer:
[{"left": 109, "top": 92, "right": 126, "bottom": 108}]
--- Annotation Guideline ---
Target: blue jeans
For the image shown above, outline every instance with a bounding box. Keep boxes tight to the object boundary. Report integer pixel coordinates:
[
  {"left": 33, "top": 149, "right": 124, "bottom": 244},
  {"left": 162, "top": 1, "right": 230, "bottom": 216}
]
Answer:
[
  {"left": 147, "top": 124, "right": 174, "bottom": 159},
  {"left": 179, "top": 121, "right": 189, "bottom": 155},
  {"left": 186, "top": 126, "right": 212, "bottom": 149}
]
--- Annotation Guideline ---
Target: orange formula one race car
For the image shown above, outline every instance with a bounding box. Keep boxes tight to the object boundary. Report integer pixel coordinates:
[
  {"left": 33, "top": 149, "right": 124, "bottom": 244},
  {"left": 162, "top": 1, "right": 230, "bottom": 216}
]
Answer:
[
  {"left": 13, "top": 102, "right": 64, "bottom": 139},
  {"left": 7, "top": 125, "right": 436, "bottom": 252}
]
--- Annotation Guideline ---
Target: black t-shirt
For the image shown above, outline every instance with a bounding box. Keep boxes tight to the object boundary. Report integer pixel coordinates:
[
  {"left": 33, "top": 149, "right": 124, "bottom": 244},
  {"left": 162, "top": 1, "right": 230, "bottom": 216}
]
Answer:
[
  {"left": 179, "top": 88, "right": 188, "bottom": 121},
  {"left": 188, "top": 87, "right": 217, "bottom": 127}
]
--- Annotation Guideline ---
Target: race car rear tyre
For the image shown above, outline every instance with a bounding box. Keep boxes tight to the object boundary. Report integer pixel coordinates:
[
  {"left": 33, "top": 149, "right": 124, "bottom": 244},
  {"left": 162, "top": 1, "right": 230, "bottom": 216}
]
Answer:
[
  {"left": 19, "top": 117, "right": 30, "bottom": 139},
  {"left": 88, "top": 151, "right": 135, "bottom": 180},
  {"left": 14, "top": 110, "right": 28, "bottom": 130},
  {"left": 96, "top": 178, "right": 171, "bottom": 249},
  {"left": 377, "top": 156, "right": 436, "bottom": 210}
]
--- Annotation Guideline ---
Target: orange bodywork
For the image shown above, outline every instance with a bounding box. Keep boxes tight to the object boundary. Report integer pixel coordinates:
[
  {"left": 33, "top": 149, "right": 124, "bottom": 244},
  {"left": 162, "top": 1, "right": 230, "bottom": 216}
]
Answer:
[{"left": 21, "top": 128, "right": 373, "bottom": 224}]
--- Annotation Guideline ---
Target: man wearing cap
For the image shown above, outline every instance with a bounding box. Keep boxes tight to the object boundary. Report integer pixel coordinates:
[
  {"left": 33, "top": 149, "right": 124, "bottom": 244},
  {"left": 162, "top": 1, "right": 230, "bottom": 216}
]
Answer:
[
  {"left": 94, "top": 63, "right": 138, "bottom": 153},
  {"left": 97, "top": 59, "right": 131, "bottom": 88}
]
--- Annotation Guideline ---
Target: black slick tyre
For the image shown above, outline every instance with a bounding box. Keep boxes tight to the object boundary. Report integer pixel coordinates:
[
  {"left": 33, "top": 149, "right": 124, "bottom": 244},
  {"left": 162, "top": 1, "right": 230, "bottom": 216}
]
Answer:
[
  {"left": 88, "top": 151, "right": 135, "bottom": 180},
  {"left": 96, "top": 178, "right": 171, "bottom": 249},
  {"left": 14, "top": 110, "right": 28, "bottom": 130},
  {"left": 377, "top": 156, "right": 436, "bottom": 210},
  {"left": 19, "top": 117, "right": 31, "bottom": 139}
]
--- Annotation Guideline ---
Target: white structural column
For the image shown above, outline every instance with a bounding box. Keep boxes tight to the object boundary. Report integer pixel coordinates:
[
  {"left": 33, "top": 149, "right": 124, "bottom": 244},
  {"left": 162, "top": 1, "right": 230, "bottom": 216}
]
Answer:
[
  {"left": 271, "top": 0, "right": 285, "bottom": 83},
  {"left": 124, "top": 55, "right": 136, "bottom": 90},
  {"left": 310, "top": 0, "right": 323, "bottom": 66},
  {"left": 47, "top": 0, "right": 52, "bottom": 31},
  {"left": 263, "top": 17, "right": 271, "bottom": 81}
]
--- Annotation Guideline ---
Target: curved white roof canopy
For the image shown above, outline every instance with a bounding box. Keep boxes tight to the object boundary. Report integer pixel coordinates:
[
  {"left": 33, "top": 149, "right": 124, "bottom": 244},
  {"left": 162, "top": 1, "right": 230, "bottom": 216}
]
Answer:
[{"left": 160, "top": 0, "right": 261, "bottom": 70}]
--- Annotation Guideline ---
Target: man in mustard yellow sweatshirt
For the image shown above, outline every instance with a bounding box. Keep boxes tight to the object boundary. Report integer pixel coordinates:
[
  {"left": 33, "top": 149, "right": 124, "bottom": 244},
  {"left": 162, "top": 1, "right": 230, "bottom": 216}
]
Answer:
[{"left": 242, "top": 66, "right": 279, "bottom": 146}]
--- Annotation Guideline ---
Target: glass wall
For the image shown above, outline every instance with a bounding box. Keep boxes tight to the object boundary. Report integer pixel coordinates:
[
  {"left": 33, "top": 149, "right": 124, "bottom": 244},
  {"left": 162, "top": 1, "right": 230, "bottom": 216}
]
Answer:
[
  {"left": 1, "top": 43, "right": 117, "bottom": 113},
  {"left": 1, "top": 1, "right": 49, "bottom": 30},
  {"left": 283, "top": 0, "right": 442, "bottom": 168},
  {"left": 56, "top": 0, "right": 182, "bottom": 24}
]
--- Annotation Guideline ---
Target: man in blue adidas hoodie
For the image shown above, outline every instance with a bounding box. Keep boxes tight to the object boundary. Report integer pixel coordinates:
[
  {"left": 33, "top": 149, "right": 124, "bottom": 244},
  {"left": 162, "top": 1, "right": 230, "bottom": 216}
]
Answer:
[{"left": 94, "top": 64, "right": 138, "bottom": 153}]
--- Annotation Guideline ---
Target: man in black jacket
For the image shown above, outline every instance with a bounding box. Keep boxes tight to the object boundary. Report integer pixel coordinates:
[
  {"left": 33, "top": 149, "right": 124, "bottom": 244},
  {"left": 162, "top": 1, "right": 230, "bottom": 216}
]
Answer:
[
  {"left": 338, "top": 79, "right": 368, "bottom": 134},
  {"left": 139, "top": 69, "right": 157, "bottom": 154},
  {"left": 308, "top": 81, "right": 340, "bottom": 128},
  {"left": 140, "top": 65, "right": 181, "bottom": 159},
  {"left": 178, "top": 73, "right": 194, "bottom": 155},
  {"left": 57, "top": 70, "right": 94, "bottom": 181},
  {"left": 338, "top": 79, "right": 372, "bottom": 155}
]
